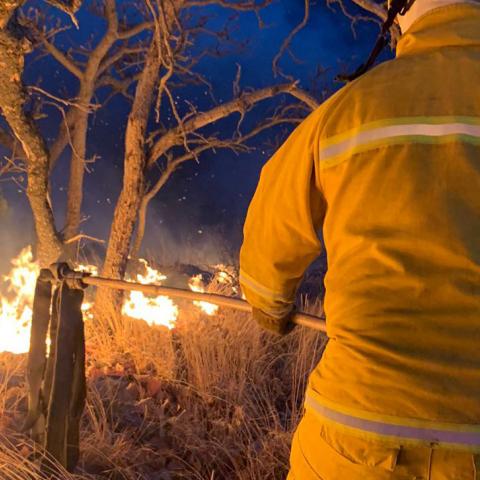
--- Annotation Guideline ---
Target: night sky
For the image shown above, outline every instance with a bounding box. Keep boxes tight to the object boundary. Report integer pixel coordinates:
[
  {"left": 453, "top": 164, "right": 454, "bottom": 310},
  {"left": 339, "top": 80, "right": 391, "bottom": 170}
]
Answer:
[{"left": 0, "top": 0, "right": 390, "bottom": 269}]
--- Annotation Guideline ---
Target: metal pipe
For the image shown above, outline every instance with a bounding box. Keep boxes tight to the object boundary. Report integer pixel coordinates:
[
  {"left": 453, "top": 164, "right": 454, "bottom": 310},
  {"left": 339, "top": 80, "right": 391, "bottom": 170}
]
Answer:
[{"left": 81, "top": 275, "right": 327, "bottom": 333}]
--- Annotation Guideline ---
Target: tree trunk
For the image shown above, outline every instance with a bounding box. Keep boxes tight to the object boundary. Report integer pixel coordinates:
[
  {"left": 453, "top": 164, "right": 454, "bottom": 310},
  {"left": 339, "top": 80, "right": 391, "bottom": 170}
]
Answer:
[
  {"left": 129, "top": 162, "right": 175, "bottom": 259},
  {"left": 93, "top": 38, "right": 161, "bottom": 329},
  {"left": 63, "top": 0, "right": 118, "bottom": 256},
  {"left": 0, "top": 29, "right": 63, "bottom": 266},
  {"left": 63, "top": 95, "right": 88, "bottom": 258},
  {"left": 129, "top": 195, "right": 149, "bottom": 260}
]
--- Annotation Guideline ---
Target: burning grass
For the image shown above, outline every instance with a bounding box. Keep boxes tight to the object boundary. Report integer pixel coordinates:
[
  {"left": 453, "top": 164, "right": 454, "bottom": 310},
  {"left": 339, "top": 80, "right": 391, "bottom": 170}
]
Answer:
[{"left": 0, "top": 248, "right": 326, "bottom": 479}]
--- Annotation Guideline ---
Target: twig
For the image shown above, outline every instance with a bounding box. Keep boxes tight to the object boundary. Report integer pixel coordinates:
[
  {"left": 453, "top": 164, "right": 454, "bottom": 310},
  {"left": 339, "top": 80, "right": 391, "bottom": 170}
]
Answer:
[
  {"left": 28, "top": 86, "right": 95, "bottom": 113},
  {"left": 147, "top": 83, "right": 319, "bottom": 166},
  {"left": 63, "top": 234, "right": 105, "bottom": 245},
  {"left": 272, "top": 0, "right": 309, "bottom": 79}
]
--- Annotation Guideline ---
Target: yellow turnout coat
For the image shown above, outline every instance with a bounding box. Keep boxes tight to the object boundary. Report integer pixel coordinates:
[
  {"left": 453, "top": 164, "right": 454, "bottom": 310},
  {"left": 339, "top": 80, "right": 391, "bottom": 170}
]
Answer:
[{"left": 240, "top": 4, "right": 480, "bottom": 478}]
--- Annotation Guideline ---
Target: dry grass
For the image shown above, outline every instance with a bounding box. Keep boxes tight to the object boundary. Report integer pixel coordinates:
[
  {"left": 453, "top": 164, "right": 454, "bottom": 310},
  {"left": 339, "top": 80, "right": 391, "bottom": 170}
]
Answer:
[{"left": 0, "top": 288, "right": 326, "bottom": 479}]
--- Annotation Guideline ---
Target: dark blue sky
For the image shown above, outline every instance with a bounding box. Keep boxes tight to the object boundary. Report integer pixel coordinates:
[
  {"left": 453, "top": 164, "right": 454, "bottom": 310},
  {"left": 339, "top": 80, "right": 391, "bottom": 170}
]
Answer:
[{"left": 0, "top": 0, "right": 389, "bottom": 267}]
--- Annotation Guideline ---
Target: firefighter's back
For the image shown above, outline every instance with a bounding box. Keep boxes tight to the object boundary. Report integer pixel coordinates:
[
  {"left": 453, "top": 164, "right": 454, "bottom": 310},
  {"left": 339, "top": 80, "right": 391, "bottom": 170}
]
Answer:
[{"left": 308, "top": 2, "right": 480, "bottom": 434}]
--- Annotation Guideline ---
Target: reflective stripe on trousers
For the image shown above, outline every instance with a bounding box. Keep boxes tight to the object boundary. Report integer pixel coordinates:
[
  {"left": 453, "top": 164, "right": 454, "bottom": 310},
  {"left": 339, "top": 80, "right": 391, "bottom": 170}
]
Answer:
[
  {"left": 305, "top": 391, "right": 480, "bottom": 451},
  {"left": 288, "top": 409, "right": 480, "bottom": 480}
]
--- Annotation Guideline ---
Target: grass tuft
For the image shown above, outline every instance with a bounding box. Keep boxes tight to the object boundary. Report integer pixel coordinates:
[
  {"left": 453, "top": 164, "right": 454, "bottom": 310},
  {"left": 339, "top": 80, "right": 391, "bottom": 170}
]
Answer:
[{"left": 0, "top": 285, "right": 326, "bottom": 479}]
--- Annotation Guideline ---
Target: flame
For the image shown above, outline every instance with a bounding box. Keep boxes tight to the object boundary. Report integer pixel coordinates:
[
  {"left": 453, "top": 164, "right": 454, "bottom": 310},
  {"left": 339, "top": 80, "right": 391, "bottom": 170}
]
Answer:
[
  {"left": 122, "top": 291, "right": 178, "bottom": 328},
  {"left": 0, "top": 248, "right": 180, "bottom": 353},
  {"left": 122, "top": 260, "right": 178, "bottom": 329},
  {"left": 77, "top": 264, "right": 99, "bottom": 276},
  {"left": 81, "top": 301, "right": 94, "bottom": 320},
  {"left": 136, "top": 258, "right": 167, "bottom": 284},
  {"left": 188, "top": 274, "right": 218, "bottom": 316},
  {"left": 0, "top": 246, "right": 40, "bottom": 354},
  {"left": 0, "top": 247, "right": 233, "bottom": 354},
  {"left": 217, "top": 271, "right": 229, "bottom": 284}
]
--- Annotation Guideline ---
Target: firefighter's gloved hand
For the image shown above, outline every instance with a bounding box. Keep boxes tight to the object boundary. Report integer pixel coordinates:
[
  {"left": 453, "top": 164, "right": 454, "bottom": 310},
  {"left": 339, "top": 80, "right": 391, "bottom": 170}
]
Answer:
[{"left": 252, "top": 307, "right": 296, "bottom": 335}]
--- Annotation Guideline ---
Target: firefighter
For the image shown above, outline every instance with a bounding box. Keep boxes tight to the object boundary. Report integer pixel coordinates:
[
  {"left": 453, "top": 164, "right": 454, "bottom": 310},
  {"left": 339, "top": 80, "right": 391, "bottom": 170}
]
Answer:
[{"left": 239, "top": 0, "right": 480, "bottom": 477}]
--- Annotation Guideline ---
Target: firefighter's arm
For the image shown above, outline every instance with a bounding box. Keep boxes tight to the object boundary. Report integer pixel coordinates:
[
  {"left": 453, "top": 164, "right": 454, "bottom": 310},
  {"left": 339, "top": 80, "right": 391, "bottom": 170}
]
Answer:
[{"left": 240, "top": 114, "right": 325, "bottom": 334}]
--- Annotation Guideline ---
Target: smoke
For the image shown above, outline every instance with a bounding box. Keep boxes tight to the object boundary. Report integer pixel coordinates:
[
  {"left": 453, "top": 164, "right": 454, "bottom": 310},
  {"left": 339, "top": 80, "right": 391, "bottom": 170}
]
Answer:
[
  {"left": 142, "top": 216, "right": 237, "bottom": 268},
  {"left": 0, "top": 190, "right": 7, "bottom": 216},
  {"left": 0, "top": 185, "right": 36, "bottom": 274}
]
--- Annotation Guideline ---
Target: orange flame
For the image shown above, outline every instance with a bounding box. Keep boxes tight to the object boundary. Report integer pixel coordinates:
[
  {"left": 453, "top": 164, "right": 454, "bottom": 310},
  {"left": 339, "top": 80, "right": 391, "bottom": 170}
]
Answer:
[
  {"left": 0, "top": 247, "right": 233, "bottom": 354},
  {"left": 122, "top": 259, "right": 178, "bottom": 328},
  {"left": 188, "top": 274, "right": 218, "bottom": 315},
  {"left": 0, "top": 246, "right": 40, "bottom": 354}
]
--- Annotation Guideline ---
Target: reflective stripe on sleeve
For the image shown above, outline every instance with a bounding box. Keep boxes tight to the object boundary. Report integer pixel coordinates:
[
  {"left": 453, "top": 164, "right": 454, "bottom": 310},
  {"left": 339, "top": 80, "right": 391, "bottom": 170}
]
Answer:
[
  {"left": 320, "top": 116, "right": 480, "bottom": 170},
  {"left": 305, "top": 392, "right": 480, "bottom": 450},
  {"left": 239, "top": 269, "right": 292, "bottom": 303},
  {"left": 239, "top": 269, "right": 294, "bottom": 317}
]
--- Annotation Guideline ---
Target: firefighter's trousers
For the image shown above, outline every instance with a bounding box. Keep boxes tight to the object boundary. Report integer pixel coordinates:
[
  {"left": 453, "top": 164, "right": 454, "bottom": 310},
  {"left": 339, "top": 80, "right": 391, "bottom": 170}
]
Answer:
[{"left": 288, "top": 410, "right": 480, "bottom": 480}]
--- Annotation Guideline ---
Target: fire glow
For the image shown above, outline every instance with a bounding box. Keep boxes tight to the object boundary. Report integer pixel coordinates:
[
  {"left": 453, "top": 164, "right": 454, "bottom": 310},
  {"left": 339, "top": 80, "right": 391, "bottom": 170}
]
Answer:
[
  {"left": 188, "top": 274, "right": 219, "bottom": 316},
  {"left": 122, "top": 259, "right": 179, "bottom": 329},
  {"left": 0, "top": 247, "right": 222, "bottom": 355},
  {"left": 0, "top": 247, "right": 40, "bottom": 354}
]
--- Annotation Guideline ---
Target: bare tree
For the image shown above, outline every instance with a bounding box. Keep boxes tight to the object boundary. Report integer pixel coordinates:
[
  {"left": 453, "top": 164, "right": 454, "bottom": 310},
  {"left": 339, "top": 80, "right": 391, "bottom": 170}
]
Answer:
[
  {"left": 129, "top": 83, "right": 318, "bottom": 258},
  {"left": 0, "top": 0, "right": 154, "bottom": 263},
  {"left": 92, "top": 0, "right": 323, "bottom": 327},
  {"left": 0, "top": 0, "right": 72, "bottom": 266},
  {"left": 28, "top": 0, "right": 152, "bottom": 253},
  {"left": 94, "top": 30, "right": 164, "bottom": 327},
  {"left": 0, "top": 0, "right": 392, "bottom": 318}
]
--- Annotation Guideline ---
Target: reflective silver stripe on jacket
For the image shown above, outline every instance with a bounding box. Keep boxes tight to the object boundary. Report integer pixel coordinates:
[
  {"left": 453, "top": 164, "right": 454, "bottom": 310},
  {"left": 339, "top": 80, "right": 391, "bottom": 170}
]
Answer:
[{"left": 319, "top": 117, "right": 480, "bottom": 169}]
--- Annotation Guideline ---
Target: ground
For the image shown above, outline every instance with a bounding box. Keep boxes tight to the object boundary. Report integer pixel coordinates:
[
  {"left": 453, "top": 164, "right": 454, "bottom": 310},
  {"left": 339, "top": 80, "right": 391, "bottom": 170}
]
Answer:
[{"left": 0, "top": 302, "right": 325, "bottom": 479}]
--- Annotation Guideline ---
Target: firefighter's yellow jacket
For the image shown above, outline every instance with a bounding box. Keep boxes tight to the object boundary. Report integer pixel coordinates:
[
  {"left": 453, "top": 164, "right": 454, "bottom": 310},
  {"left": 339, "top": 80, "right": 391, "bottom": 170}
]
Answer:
[{"left": 240, "top": 3, "right": 480, "bottom": 452}]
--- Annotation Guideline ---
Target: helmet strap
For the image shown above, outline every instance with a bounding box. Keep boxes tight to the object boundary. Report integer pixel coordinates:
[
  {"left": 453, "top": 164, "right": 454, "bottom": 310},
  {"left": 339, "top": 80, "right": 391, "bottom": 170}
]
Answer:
[{"left": 336, "top": 0, "right": 415, "bottom": 82}]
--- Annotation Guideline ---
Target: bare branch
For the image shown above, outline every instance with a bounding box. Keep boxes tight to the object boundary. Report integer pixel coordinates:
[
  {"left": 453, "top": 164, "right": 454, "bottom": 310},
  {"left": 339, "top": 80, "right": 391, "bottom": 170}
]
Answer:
[
  {"left": 0, "top": 118, "right": 75, "bottom": 173},
  {"left": 98, "top": 46, "right": 145, "bottom": 75},
  {"left": 44, "top": 0, "right": 83, "bottom": 27},
  {"left": 273, "top": 0, "right": 309, "bottom": 79},
  {"left": 96, "top": 74, "right": 137, "bottom": 102},
  {"left": 147, "top": 83, "right": 319, "bottom": 166},
  {"left": 84, "top": 0, "right": 119, "bottom": 79},
  {"left": 185, "top": 0, "right": 272, "bottom": 11},
  {"left": 131, "top": 112, "right": 304, "bottom": 258},
  {"left": 346, "top": 0, "right": 400, "bottom": 43},
  {"left": 117, "top": 21, "right": 153, "bottom": 40},
  {"left": 28, "top": 86, "right": 95, "bottom": 112},
  {"left": 153, "top": 0, "right": 181, "bottom": 119},
  {"left": 0, "top": 156, "right": 17, "bottom": 178},
  {"left": 175, "top": 62, "right": 216, "bottom": 102},
  {"left": 47, "top": 102, "right": 77, "bottom": 171},
  {"left": 235, "top": 116, "right": 303, "bottom": 144},
  {"left": 350, "top": 0, "right": 387, "bottom": 21},
  {"left": 287, "top": 85, "right": 320, "bottom": 111},
  {"left": 44, "top": 0, "right": 82, "bottom": 14},
  {"left": 64, "top": 233, "right": 105, "bottom": 245},
  {"left": 40, "top": 36, "right": 83, "bottom": 78},
  {"left": 233, "top": 63, "right": 241, "bottom": 98},
  {"left": 0, "top": 133, "right": 26, "bottom": 178}
]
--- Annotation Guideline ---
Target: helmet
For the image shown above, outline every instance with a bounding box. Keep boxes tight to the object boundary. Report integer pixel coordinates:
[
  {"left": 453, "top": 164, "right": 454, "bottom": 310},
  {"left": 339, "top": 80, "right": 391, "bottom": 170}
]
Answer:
[{"left": 394, "top": 0, "right": 477, "bottom": 33}]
